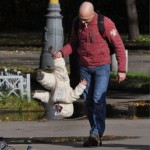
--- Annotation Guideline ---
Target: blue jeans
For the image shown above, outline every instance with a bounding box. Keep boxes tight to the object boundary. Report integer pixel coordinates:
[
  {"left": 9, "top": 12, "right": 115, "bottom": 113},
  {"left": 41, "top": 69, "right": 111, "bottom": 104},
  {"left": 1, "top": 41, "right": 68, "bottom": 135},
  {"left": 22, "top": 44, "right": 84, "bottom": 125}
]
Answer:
[{"left": 80, "top": 64, "right": 110, "bottom": 136}]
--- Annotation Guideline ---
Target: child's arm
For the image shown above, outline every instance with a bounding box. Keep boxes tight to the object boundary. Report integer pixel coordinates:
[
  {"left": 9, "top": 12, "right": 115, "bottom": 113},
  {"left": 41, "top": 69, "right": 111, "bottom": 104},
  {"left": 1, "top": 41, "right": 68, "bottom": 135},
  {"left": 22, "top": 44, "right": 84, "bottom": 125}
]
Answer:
[
  {"left": 53, "top": 58, "right": 69, "bottom": 81},
  {"left": 69, "top": 79, "right": 87, "bottom": 102},
  {"left": 49, "top": 47, "right": 69, "bottom": 81}
]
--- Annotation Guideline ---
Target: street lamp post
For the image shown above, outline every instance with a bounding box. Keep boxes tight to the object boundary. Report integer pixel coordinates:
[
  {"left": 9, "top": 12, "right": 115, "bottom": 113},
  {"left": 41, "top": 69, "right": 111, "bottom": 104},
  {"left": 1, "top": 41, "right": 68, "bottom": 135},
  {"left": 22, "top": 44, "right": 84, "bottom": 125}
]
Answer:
[
  {"left": 39, "top": 0, "right": 64, "bottom": 120},
  {"left": 39, "top": 0, "right": 64, "bottom": 69}
]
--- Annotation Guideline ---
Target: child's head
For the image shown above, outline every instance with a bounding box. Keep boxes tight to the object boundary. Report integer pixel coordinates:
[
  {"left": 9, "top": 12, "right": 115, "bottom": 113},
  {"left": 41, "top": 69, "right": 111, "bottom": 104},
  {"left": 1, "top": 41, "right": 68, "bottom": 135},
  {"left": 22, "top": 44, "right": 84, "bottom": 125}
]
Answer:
[{"left": 54, "top": 103, "right": 74, "bottom": 117}]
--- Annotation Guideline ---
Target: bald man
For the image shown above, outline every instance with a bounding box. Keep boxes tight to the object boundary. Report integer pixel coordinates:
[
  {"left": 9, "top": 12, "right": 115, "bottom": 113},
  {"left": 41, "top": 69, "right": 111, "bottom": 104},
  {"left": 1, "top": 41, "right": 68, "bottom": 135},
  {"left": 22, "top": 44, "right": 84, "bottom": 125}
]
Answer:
[{"left": 54, "top": 1, "right": 126, "bottom": 147}]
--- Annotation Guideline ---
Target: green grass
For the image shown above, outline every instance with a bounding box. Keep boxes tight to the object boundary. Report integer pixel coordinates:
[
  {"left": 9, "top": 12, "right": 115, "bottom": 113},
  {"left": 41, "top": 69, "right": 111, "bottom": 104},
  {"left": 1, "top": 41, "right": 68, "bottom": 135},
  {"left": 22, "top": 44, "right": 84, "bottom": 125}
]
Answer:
[
  {"left": 121, "top": 34, "right": 150, "bottom": 42},
  {"left": 0, "top": 95, "right": 44, "bottom": 111},
  {"left": 109, "top": 72, "right": 150, "bottom": 93},
  {"left": 0, "top": 32, "right": 42, "bottom": 45},
  {"left": 0, "top": 66, "right": 53, "bottom": 110},
  {"left": 136, "top": 35, "right": 150, "bottom": 42},
  {"left": 0, "top": 67, "right": 149, "bottom": 110}
]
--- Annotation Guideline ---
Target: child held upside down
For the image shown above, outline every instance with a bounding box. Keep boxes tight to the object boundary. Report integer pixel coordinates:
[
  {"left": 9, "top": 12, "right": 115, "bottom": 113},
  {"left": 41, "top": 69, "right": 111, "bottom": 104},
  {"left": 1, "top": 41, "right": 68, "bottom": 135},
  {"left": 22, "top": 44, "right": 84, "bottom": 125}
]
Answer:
[{"left": 32, "top": 49, "right": 87, "bottom": 117}]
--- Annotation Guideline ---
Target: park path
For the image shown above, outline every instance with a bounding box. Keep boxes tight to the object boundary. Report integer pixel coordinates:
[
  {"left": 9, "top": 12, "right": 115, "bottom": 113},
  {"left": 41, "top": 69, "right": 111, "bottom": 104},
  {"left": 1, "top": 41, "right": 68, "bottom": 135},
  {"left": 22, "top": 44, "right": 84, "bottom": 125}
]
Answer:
[{"left": 0, "top": 50, "right": 150, "bottom": 73}]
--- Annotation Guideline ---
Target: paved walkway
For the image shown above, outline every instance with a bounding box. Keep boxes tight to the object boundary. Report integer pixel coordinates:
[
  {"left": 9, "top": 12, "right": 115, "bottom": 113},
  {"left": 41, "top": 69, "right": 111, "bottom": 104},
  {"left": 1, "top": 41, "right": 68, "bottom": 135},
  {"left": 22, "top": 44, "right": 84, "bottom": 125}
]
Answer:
[
  {"left": 0, "top": 50, "right": 150, "bottom": 73},
  {"left": 0, "top": 50, "right": 150, "bottom": 150},
  {"left": 0, "top": 119, "right": 150, "bottom": 150},
  {"left": 0, "top": 50, "right": 149, "bottom": 102},
  {"left": 106, "top": 91, "right": 150, "bottom": 104}
]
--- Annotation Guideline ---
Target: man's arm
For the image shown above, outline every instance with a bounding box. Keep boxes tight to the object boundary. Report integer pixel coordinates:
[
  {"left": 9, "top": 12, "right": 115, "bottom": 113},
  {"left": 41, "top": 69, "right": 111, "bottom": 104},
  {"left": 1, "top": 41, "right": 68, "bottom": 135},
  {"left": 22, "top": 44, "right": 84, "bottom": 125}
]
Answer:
[
  {"left": 53, "top": 18, "right": 79, "bottom": 59},
  {"left": 104, "top": 17, "right": 126, "bottom": 82}
]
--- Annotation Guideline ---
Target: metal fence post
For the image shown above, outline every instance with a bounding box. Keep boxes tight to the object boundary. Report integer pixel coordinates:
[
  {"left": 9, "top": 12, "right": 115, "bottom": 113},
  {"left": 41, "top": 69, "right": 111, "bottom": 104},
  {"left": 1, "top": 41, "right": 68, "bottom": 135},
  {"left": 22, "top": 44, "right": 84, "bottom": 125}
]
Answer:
[
  {"left": 0, "top": 68, "right": 31, "bottom": 101},
  {"left": 26, "top": 74, "right": 31, "bottom": 102}
]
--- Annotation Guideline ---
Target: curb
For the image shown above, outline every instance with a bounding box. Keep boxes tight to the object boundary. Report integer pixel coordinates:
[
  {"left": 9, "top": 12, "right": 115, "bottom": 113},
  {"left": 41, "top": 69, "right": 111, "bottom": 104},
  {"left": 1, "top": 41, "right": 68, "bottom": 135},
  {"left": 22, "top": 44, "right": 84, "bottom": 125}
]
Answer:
[{"left": 3, "top": 135, "right": 139, "bottom": 144}]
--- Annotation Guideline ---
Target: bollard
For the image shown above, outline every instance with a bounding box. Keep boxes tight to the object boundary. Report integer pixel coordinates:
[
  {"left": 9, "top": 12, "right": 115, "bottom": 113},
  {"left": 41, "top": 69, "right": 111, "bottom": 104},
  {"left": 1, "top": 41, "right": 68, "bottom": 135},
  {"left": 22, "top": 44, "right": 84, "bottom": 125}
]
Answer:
[
  {"left": 39, "top": 0, "right": 64, "bottom": 69},
  {"left": 111, "top": 49, "right": 128, "bottom": 72}
]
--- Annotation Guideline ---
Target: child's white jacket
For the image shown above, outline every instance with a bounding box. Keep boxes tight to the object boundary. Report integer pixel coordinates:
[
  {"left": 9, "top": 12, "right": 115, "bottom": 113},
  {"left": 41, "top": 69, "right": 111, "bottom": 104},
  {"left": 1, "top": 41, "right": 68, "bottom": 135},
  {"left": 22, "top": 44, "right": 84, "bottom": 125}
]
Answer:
[{"left": 37, "top": 58, "right": 86, "bottom": 104}]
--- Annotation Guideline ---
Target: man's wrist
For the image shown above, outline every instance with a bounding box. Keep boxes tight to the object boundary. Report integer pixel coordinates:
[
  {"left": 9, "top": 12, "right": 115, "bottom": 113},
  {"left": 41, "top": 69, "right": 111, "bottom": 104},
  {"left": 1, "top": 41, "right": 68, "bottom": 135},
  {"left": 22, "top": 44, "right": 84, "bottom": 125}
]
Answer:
[
  {"left": 59, "top": 50, "right": 64, "bottom": 57},
  {"left": 118, "top": 71, "right": 126, "bottom": 73}
]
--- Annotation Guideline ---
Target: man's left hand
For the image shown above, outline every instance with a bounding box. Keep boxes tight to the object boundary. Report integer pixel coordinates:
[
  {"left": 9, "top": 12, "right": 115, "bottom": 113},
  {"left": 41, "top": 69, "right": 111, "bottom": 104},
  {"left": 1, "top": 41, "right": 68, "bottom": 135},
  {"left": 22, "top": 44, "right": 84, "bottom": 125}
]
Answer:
[{"left": 117, "top": 72, "right": 126, "bottom": 83}]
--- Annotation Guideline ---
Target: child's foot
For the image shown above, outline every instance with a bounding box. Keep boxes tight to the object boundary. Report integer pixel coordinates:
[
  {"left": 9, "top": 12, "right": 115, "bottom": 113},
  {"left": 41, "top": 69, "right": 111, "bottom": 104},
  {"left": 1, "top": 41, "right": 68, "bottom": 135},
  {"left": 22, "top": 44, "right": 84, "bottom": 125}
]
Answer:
[
  {"left": 32, "top": 90, "right": 50, "bottom": 103},
  {"left": 36, "top": 69, "right": 44, "bottom": 80}
]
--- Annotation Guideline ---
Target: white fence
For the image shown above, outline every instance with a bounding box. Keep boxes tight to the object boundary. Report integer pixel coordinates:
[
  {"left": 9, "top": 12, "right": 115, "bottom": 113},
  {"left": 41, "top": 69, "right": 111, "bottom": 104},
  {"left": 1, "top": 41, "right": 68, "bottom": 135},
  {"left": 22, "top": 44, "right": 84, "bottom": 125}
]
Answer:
[{"left": 0, "top": 68, "right": 31, "bottom": 101}]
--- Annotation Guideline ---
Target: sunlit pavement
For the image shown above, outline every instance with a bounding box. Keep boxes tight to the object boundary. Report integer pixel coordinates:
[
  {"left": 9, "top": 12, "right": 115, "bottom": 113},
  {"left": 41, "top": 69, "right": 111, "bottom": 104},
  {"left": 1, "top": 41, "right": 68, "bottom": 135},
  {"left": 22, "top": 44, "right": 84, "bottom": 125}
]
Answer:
[
  {"left": 0, "top": 119, "right": 150, "bottom": 150},
  {"left": 0, "top": 50, "right": 150, "bottom": 73},
  {"left": 0, "top": 51, "right": 149, "bottom": 149}
]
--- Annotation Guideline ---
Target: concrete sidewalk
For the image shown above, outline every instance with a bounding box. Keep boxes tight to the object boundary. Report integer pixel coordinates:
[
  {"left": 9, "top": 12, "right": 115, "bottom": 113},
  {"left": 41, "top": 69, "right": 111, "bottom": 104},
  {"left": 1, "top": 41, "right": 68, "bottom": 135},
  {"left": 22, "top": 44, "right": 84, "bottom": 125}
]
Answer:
[
  {"left": 106, "top": 91, "right": 150, "bottom": 104},
  {"left": 0, "top": 119, "right": 150, "bottom": 150},
  {"left": 0, "top": 50, "right": 150, "bottom": 73},
  {"left": 0, "top": 50, "right": 149, "bottom": 150}
]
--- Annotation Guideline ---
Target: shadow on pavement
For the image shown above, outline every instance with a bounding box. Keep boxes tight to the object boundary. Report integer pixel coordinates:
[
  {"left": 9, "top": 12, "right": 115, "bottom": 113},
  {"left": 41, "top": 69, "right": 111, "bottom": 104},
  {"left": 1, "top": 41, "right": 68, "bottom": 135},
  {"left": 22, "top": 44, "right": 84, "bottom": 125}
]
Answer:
[
  {"left": 103, "top": 144, "right": 150, "bottom": 150},
  {"left": 45, "top": 142, "right": 150, "bottom": 150}
]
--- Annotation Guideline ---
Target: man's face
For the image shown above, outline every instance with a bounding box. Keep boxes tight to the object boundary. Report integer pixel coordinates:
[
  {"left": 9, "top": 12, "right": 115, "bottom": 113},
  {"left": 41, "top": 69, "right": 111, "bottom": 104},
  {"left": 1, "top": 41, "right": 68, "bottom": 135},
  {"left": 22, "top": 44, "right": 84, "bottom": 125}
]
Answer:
[{"left": 79, "top": 13, "right": 94, "bottom": 26}]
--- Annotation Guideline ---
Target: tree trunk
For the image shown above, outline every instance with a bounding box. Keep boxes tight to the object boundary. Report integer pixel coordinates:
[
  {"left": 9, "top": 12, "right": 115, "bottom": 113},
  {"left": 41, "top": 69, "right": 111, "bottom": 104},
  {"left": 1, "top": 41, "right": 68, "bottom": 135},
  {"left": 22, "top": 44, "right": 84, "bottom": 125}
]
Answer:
[{"left": 126, "top": 0, "right": 139, "bottom": 40}]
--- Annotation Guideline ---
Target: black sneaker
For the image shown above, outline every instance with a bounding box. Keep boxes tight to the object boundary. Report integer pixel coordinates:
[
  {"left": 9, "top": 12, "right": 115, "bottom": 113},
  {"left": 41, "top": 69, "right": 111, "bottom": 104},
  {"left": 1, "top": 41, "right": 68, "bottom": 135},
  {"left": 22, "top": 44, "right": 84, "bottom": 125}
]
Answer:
[
  {"left": 83, "top": 134, "right": 100, "bottom": 147},
  {"left": 99, "top": 136, "right": 102, "bottom": 146}
]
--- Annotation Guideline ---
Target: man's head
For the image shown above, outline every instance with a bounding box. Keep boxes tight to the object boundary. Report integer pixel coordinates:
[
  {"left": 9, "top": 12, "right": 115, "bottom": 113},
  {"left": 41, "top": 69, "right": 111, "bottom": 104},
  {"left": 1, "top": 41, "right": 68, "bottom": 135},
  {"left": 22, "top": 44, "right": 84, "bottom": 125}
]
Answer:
[{"left": 79, "top": 2, "right": 94, "bottom": 25}]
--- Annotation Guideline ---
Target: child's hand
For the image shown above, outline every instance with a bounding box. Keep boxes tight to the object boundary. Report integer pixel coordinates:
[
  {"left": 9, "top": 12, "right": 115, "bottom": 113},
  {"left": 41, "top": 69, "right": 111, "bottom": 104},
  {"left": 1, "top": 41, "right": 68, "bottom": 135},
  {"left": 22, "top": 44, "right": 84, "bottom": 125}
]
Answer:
[
  {"left": 53, "top": 52, "right": 62, "bottom": 59},
  {"left": 80, "top": 79, "right": 87, "bottom": 86}
]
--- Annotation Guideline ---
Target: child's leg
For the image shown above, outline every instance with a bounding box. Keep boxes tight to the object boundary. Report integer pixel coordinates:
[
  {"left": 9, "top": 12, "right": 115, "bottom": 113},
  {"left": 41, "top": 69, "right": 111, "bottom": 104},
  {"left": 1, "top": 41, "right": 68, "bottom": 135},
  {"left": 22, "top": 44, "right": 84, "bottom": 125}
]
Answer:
[
  {"left": 36, "top": 69, "right": 44, "bottom": 80},
  {"left": 36, "top": 71, "right": 56, "bottom": 90},
  {"left": 32, "top": 90, "right": 50, "bottom": 103}
]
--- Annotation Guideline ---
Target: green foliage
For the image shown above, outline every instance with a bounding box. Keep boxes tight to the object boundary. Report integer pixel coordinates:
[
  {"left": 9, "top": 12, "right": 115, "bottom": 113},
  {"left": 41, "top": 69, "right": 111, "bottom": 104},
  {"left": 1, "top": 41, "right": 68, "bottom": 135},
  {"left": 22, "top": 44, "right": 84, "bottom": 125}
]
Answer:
[
  {"left": 121, "top": 34, "right": 150, "bottom": 43},
  {"left": 0, "top": 0, "right": 47, "bottom": 31},
  {"left": 0, "top": 32, "right": 42, "bottom": 45},
  {"left": 137, "top": 35, "right": 150, "bottom": 42},
  {"left": 0, "top": 65, "right": 35, "bottom": 74},
  {"left": 0, "top": 0, "right": 149, "bottom": 33},
  {"left": 0, "top": 111, "right": 44, "bottom": 121},
  {"left": 109, "top": 72, "right": 150, "bottom": 93},
  {"left": 0, "top": 96, "right": 44, "bottom": 111}
]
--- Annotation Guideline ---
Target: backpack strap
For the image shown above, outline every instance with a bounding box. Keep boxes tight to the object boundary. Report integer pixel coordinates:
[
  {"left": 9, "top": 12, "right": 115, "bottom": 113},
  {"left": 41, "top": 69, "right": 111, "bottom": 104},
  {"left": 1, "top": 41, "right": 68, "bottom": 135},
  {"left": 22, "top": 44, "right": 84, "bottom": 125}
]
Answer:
[
  {"left": 97, "top": 13, "right": 115, "bottom": 55},
  {"left": 73, "top": 16, "right": 79, "bottom": 34},
  {"left": 73, "top": 13, "right": 114, "bottom": 55},
  {"left": 97, "top": 13, "right": 105, "bottom": 37},
  {"left": 74, "top": 13, "right": 105, "bottom": 37}
]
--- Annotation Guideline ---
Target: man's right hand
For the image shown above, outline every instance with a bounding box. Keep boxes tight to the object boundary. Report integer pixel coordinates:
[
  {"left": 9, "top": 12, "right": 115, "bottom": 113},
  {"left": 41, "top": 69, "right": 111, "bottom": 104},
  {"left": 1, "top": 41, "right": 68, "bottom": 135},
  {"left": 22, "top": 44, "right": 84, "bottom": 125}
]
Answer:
[{"left": 53, "top": 51, "right": 63, "bottom": 59}]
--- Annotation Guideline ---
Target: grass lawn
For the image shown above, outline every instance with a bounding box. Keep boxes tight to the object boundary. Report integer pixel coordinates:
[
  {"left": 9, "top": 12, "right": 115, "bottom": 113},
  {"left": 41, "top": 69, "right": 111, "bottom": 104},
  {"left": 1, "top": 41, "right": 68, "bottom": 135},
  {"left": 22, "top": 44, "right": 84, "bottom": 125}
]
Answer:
[
  {"left": 0, "top": 33, "right": 149, "bottom": 111},
  {"left": 109, "top": 72, "right": 150, "bottom": 93}
]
